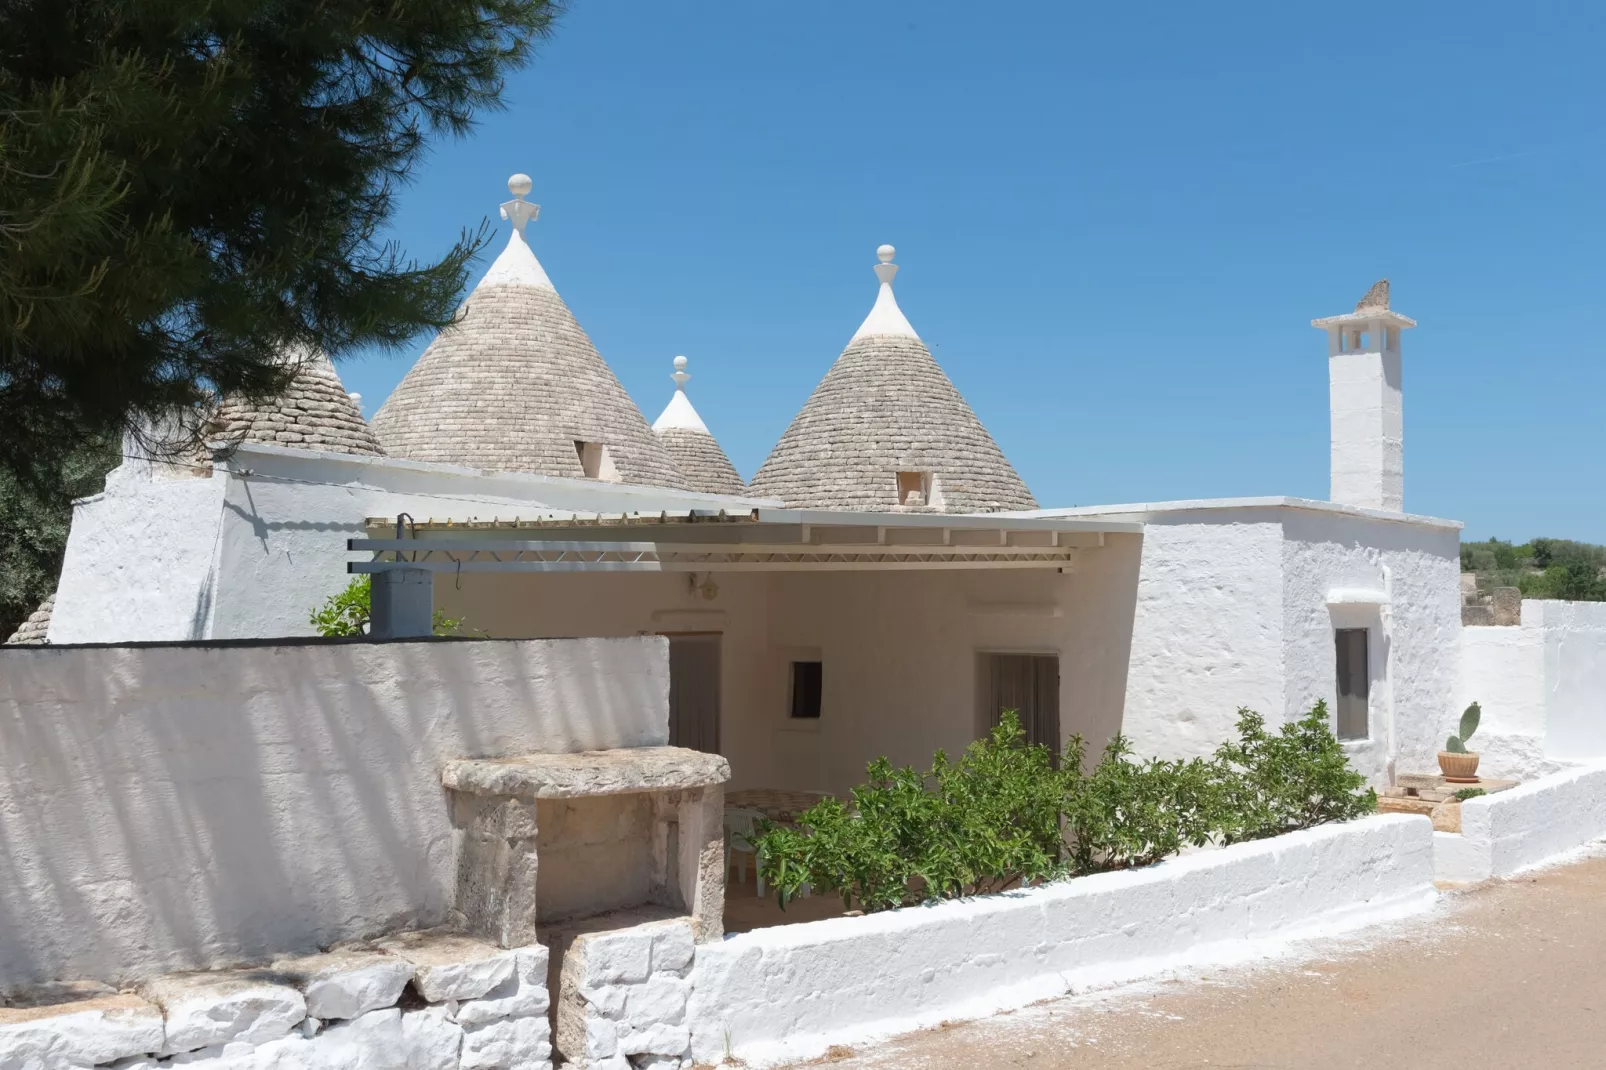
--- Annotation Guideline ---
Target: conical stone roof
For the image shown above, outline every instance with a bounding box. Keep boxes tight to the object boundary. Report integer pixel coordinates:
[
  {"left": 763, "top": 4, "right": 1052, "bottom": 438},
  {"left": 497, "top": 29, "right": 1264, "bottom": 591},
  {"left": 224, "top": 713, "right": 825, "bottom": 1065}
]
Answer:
[
  {"left": 652, "top": 356, "right": 747, "bottom": 497},
  {"left": 5, "top": 595, "right": 52, "bottom": 645},
  {"left": 371, "top": 176, "right": 690, "bottom": 490},
  {"left": 206, "top": 349, "right": 383, "bottom": 457},
  {"left": 749, "top": 245, "right": 1036, "bottom": 513}
]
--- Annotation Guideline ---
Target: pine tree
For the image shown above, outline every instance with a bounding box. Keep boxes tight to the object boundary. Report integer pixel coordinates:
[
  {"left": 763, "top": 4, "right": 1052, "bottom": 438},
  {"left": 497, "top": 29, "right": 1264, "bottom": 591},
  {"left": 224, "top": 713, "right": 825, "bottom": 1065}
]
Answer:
[{"left": 0, "top": 0, "right": 561, "bottom": 482}]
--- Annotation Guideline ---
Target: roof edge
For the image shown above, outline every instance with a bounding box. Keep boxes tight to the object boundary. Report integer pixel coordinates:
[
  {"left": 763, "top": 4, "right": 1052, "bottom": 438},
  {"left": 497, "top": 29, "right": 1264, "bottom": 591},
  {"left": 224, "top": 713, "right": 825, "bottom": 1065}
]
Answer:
[{"left": 1008, "top": 495, "right": 1463, "bottom": 531}]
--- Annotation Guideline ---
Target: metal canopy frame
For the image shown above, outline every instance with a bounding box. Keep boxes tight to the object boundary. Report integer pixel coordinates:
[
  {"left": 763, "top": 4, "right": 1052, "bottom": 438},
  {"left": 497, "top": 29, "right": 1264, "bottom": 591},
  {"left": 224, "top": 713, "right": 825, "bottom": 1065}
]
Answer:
[{"left": 348, "top": 507, "right": 1141, "bottom": 575}]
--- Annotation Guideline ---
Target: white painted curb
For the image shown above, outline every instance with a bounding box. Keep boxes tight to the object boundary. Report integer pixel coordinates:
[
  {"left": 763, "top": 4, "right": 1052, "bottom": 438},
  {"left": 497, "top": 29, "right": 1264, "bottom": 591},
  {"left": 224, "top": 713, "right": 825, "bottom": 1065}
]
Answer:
[{"left": 1434, "top": 761, "right": 1606, "bottom": 883}]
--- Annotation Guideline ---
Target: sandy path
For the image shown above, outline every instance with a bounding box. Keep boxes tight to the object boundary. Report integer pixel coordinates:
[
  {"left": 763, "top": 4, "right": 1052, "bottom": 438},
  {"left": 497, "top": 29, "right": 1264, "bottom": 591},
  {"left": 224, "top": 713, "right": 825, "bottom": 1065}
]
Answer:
[{"left": 787, "top": 849, "right": 1606, "bottom": 1069}]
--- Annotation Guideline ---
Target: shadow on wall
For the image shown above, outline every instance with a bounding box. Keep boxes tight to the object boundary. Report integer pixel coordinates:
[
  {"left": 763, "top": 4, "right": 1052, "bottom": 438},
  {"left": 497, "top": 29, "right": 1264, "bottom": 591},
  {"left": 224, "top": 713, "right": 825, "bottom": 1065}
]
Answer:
[{"left": 0, "top": 636, "right": 670, "bottom": 989}]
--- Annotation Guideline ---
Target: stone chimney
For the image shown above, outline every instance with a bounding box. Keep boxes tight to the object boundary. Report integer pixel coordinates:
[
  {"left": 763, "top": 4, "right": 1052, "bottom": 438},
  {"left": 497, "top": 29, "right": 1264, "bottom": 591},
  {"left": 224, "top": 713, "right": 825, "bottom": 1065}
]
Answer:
[{"left": 1311, "top": 280, "right": 1416, "bottom": 512}]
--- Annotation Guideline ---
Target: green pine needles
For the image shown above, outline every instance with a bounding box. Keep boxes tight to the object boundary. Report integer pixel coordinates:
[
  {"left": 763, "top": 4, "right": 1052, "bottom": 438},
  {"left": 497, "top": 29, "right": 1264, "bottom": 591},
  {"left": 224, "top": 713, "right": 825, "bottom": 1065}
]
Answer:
[{"left": 754, "top": 702, "right": 1377, "bottom": 913}]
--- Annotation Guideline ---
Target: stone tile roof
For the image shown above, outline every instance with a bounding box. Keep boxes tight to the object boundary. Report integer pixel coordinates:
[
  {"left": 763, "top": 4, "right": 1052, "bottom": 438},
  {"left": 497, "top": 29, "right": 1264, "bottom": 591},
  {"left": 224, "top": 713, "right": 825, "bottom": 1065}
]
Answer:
[
  {"left": 206, "top": 350, "right": 383, "bottom": 457},
  {"left": 371, "top": 191, "right": 690, "bottom": 492},
  {"left": 748, "top": 246, "right": 1036, "bottom": 513},
  {"left": 651, "top": 357, "right": 746, "bottom": 497},
  {"left": 4, "top": 596, "right": 52, "bottom": 645}
]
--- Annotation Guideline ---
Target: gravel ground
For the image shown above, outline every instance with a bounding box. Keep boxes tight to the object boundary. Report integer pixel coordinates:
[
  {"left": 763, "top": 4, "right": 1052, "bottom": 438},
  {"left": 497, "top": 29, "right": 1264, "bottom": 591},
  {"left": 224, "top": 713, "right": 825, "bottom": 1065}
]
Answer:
[{"left": 785, "top": 847, "right": 1606, "bottom": 1070}]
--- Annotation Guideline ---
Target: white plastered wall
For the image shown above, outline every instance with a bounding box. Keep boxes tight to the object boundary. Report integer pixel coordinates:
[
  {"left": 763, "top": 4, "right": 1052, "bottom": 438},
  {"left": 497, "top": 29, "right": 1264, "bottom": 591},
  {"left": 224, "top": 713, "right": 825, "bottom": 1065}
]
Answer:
[
  {"left": 1458, "top": 599, "right": 1606, "bottom": 776},
  {"left": 49, "top": 462, "right": 227, "bottom": 644},
  {"left": 1280, "top": 509, "right": 1462, "bottom": 783},
  {"left": 0, "top": 636, "right": 668, "bottom": 987}
]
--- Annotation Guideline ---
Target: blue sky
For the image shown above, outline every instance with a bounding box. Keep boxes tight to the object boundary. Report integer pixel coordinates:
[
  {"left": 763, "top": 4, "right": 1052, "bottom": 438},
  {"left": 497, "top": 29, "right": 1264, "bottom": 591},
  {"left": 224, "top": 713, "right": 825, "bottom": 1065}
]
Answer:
[{"left": 340, "top": 1, "right": 1606, "bottom": 541}]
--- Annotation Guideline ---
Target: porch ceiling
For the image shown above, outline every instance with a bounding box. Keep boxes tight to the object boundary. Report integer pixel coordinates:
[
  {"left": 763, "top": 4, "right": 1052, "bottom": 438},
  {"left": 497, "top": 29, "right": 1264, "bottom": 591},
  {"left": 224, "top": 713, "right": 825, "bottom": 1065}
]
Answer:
[{"left": 349, "top": 507, "right": 1141, "bottom": 573}]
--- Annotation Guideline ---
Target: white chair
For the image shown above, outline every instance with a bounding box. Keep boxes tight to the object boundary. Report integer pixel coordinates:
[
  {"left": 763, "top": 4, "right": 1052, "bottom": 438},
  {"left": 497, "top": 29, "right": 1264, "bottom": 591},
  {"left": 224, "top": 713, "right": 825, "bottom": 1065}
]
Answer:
[{"left": 724, "top": 807, "right": 767, "bottom": 896}]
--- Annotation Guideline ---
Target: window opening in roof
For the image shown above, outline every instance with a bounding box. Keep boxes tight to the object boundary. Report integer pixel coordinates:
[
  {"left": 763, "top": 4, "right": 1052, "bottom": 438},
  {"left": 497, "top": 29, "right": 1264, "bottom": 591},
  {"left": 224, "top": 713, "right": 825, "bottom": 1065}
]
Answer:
[{"left": 575, "top": 440, "right": 622, "bottom": 483}]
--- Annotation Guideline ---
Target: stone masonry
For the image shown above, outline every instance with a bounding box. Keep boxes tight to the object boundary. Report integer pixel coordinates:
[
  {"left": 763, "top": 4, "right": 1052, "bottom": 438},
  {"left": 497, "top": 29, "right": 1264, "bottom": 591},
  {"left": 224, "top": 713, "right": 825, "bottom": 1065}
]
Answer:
[
  {"left": 555, "top": 918, "right": 696, "bottom": 1070},
  {"left": 0, "top": 930, "right": 550, "bottom": 1070}
]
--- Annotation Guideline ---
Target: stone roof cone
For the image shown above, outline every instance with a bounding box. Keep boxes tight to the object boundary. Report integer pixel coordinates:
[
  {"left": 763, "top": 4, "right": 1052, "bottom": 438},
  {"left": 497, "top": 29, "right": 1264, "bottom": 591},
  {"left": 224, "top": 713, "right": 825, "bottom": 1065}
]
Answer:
[
  {"left": 371, "top": 174, "right": 690, "bottom": 490},
  {"left": 748, "top": 245, "right": 1036, "bottom": 512},
  {"left": 4, "top": 595, "right": 52, "bottom": 645},
  {"left": 205, "top": 348, "right": 383, "bottom": 457},
  {"left": 652, "top": 356, "right": 747, "bottom": 496}
]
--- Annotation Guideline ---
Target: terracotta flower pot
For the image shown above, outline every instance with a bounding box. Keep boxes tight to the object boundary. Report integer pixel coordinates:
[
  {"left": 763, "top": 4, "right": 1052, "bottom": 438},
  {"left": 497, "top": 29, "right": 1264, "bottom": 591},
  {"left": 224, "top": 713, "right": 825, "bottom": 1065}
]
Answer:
[{"left": 1438, "top": 750, "right": 1480, "bottom": 783}]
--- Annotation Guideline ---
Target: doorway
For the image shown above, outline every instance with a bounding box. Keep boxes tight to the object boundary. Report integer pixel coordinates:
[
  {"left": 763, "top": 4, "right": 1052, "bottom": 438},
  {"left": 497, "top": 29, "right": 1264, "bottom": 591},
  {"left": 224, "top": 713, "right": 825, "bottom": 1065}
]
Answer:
[
  {"left": 667, "top": 633, "right": 721, "bottom": 754},
  {"left": 977, "top": 652, "right": 1061, "bottom": 756}
]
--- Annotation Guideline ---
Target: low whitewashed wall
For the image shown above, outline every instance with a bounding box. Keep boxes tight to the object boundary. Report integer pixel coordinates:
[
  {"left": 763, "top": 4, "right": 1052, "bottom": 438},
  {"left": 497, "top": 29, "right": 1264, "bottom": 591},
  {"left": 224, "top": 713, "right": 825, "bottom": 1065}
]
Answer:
[
  {"left": 0, "top": 637, "right": 669, "bottom": 988},
  {"left": 1458, "top": 600, "right": 1606, "bottom": 777},
  {"left": 1434, "top": 762, "right": 1606, "bottom": 883},
  {"left": 686, "top": 814, "right": 1435, "bottom": 1067}
]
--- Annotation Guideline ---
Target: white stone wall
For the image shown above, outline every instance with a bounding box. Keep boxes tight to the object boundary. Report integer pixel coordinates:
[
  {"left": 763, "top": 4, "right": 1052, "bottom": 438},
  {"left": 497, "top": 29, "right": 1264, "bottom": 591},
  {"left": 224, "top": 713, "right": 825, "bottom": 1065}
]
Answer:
[
  {"left": 1280, "top": 509, "right": 1462, "bottom": 783},
  {"left": 685, "top": 814, "right": 1435, "bottom": 1067},
  {"left": 49, "top": 469, "right": 227, "bottom": 644},
  {"left": 1434, "top": 762, "right": 1606, "bottom": 883},
  {"left": 0, "top": 932, "right": 551, "bottom": 1070},
  {"left": 1457, "top": 599, "right": 1606, "bottom": 778},
  {"left": 0, "top": 637, "right": 669, "bottom": 987},
  {"left": 1328, "top": 345, "right": 1404, "bottom": 512},
  {"left": 556, "top": 918, "right": 696, "bottom": 1070}
]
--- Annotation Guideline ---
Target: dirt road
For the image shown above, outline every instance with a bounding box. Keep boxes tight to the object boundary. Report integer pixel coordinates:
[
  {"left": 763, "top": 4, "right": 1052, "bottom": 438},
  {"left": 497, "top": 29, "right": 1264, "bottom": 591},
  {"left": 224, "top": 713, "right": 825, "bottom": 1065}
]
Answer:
[{"left": 794, "top": 851, "right": 1606, "bottom": 1069}]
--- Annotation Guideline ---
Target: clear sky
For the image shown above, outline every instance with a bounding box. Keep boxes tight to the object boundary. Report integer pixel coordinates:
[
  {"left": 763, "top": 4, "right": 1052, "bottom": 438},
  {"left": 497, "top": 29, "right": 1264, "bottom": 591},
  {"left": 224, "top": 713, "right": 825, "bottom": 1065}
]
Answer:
[{"left": 339, "top": 1, "right": 1606, "bottom": 542}]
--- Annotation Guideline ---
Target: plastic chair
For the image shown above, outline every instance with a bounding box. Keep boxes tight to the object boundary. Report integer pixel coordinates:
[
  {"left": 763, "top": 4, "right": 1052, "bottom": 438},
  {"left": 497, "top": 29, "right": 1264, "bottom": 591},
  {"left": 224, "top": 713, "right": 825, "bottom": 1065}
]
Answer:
[{"left": 724, "top": 807, "right": 767, "bottom": 896}]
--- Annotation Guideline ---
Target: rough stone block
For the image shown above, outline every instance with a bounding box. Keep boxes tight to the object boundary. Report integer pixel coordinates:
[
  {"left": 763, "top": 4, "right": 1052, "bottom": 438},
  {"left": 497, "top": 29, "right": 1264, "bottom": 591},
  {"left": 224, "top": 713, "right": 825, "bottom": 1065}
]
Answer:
[
  {"left": 376, "top": 929, "right": 517, "bottom": 1002},
  {"left": 631, "top": 1057, "right": 685, "bottom": 1070},
  {"left": 578, "top": 931, "right": 651, "bottom": 986},
  {"left": 460, "top": 1014, "right": 551, "bottom": 1070},
  {"left": 138, "top": 971, "right": 307, "bottom": 1055},
  {"left": 305, "top": 1007, "right": 405, "bottom": 1070},
  {"left": 167, "top": 1040, "right": 259, "bottom": 1066},
  {"left": 400, "top": 1005, "right": 463, "bottom": 1070},
  {"left": 622, "top": 976, "right": 688, "bottom": 1027},
  {"left": 273, "top": 949, "right": 413, "bottom": 1021},
  {"left": 456, "top": 945, "right": 550, "bottom": 1026},
  {"left": 0, "top": 991, "right": 164, "bottom": 1070},
  {"left": 584, "top": 1019, "right": 618, "bottom": 1060},
  {"left": 617, "top": 1022, "right": 689, "bottom": 1058},
  {"left": 647, "top": 921, "right": 695, "bottom": 975}
]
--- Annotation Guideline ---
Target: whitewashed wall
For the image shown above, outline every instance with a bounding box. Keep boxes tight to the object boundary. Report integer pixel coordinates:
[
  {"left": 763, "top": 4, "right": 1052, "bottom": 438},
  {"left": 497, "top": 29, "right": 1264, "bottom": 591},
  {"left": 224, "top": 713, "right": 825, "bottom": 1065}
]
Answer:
[
  {"left": 49, "top": 465, "right": 226, "bottom": 644},
  {"left": 1458, "top": 599, "right": 1606, "bottom": 776},
  {"left": 1434, "top": 762, "right": 1606, "bottom": 882},
  {"left": 0, "top": 636, "right": 668, "bottom": 987},
  {"left": 50, "top": 443, "right": 759, "bottom": 643},
  {"left": 1281, "top": 509, "right": 1462, "bottom": 782},
  {"left": 687, "top": 814, "right": 1435, "bottom": 1067}
]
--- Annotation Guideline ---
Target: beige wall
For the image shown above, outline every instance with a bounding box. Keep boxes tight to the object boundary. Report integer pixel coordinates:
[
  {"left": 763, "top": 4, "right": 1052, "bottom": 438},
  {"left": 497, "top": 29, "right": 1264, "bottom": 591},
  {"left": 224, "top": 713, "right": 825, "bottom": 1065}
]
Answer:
[{"left": 434, "top": 535, "right": 1144, "bottom": 796}]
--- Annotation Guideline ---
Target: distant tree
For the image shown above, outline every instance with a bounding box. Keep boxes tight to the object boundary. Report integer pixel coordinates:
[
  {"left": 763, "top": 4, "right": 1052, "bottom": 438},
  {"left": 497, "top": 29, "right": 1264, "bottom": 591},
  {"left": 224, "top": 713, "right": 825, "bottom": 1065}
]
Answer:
[{"left": 1, "top": 0, "right": 561, "bottom": 484}]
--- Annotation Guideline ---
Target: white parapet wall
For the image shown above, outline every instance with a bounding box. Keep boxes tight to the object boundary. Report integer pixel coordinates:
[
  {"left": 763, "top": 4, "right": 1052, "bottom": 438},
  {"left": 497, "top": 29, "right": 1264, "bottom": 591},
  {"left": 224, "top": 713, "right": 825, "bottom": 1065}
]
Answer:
[
  {"left": 686, "top": 814, "right": 1435, "bottom": 1067},
  {"left": 0, "top": 636, "right": 669, "bottom": 989},
  {"left": 1459, "top": 599, "right": 1606, "bottom": 779},
  {"left": 1434, "top": 762, "right": 1606, "bottom": 883}
]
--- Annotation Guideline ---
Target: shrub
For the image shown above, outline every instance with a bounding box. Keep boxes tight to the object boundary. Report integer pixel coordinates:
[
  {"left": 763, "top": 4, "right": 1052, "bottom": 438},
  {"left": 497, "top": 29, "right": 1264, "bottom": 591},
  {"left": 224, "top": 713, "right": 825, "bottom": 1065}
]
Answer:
[
  {"left": 308, "top": 576, "right": 466, "bottom": 637},
  {"left": 1211, "top": 702, "right": 1376, "bottom": 844},
  {"left": 754, "top": 702, "right": 1377, "bottom": 912},
  {"left": 756, "top": 713, "right": 1064, "bottom": 911}
]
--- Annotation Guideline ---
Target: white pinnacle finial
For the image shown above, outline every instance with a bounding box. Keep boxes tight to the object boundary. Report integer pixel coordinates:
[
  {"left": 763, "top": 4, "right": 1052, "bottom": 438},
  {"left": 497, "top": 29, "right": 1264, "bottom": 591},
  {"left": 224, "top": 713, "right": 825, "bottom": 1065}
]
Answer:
[
  {"left": 671, "top": 355, "right": 690, "bottom": 389},
  {"left": 874, "top": 244, "right": 898, "bottom": 286},
  {"left": 499, "top": 173, "right": 540, "bottom": 236}
]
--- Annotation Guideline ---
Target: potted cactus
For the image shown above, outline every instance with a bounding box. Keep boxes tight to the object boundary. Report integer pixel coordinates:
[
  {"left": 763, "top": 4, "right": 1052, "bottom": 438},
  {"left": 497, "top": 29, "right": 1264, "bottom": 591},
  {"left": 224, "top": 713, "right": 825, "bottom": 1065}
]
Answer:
[{"left": 1438, "top": 701, "right": 1482, "bottom": 782}]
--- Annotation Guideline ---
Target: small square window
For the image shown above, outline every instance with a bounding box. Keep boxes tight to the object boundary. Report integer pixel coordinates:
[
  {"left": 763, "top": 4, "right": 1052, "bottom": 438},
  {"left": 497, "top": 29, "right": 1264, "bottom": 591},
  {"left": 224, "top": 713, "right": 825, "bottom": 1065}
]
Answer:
[
  {"left": 789, "top": 660, "right": 822, "bottom": 719},
  {"left": 1335, "top": 628, "right": 1369, "bottom": 741},
  {"left": 897, "top": 471, "right": 940, "bottom": 507},
  {"left": 574, "top": 440, "right": 621, "bottom": 482}
]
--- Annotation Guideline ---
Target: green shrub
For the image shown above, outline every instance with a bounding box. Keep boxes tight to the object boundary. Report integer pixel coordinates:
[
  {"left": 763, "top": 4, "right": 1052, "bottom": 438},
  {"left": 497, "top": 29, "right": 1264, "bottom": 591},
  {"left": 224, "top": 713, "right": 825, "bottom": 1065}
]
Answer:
[
  {"left": 1211, "top": 702, "right": 1376, "bottom": 844},
  {"left": 755, "top": 713, "right": 1064, "bottom": 911},
  {"left": 754, "top": 702, "right": 1377, "bottom": 913},
  {"left": 308, "top": 576, "right": 466, "bottom": 637}
]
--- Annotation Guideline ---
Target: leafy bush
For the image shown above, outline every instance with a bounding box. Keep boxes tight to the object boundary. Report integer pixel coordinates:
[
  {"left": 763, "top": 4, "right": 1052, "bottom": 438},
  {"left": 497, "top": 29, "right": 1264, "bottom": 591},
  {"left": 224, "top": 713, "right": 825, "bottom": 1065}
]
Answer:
[
  {"left": 757, "top": 714, "right": 1064, "bottom": 911},
  {"left": 309, "top": 576, "right": 466, "bottom": 637},
  {"left": 1211, "top": 702, "right": 1377, "bottom": 844},
  {"left": 754, "top": 703, "right": 1377, "bottom": 912}
]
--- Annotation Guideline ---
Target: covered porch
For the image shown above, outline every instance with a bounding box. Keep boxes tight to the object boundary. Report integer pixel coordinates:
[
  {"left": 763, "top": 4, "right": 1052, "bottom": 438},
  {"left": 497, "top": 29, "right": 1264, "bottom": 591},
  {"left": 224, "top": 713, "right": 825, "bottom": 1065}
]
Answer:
[{"left": 351, "top": 507, "right": 1143, "bottom": 801}]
